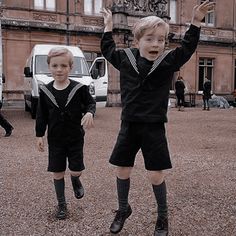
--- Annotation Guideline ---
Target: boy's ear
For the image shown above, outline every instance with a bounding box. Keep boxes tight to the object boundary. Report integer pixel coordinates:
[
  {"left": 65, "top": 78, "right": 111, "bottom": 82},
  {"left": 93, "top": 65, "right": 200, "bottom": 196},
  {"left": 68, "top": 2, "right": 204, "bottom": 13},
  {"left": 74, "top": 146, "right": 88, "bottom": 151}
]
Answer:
[{"left": 134, "top": 39, "right": 139, "bottom": 48}]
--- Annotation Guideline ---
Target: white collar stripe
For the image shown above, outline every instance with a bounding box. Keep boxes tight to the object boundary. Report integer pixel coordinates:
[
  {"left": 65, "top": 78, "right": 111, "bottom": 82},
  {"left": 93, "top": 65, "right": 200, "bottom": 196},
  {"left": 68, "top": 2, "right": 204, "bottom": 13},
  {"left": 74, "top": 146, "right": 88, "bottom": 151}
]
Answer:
[
  {"left": 65, "top": 83, "right": 84, "bottom": 107},
  {"left": 148, "top": 50, "right": 173, "bottom": 76},
  {"left": 40, "top": 86, "right": 59, "bottom": 108},
  {"left": 124, "top": 48, "right": 139, "bottom": 74}
]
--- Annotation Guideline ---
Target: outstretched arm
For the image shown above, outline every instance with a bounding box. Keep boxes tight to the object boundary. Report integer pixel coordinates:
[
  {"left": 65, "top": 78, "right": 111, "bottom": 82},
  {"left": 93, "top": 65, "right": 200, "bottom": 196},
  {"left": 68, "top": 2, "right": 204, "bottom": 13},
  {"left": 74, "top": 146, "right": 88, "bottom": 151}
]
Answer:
[
  {"left": 100, "top": 8, "right": 125, "bottom": 70},
  {"left": 191, "top": 0, "right": 215, "bottom": 27},
  {"left": 101, "top": 8, "right": 113, "bottom": 32}
]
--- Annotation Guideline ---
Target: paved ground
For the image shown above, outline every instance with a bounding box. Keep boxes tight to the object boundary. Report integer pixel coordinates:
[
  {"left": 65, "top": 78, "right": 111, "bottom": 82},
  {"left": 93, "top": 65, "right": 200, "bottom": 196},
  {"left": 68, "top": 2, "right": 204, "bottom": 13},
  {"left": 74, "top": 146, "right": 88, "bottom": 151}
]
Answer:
[{"left": 0, "top": 106, "right": 236, "bottom": 236}]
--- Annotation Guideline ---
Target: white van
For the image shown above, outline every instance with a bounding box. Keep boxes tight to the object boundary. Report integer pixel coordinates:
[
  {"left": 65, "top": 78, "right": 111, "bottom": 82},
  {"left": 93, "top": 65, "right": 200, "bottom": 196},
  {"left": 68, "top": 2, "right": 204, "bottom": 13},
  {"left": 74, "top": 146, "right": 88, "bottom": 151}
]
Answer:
[
  {"left": 90, "top": 57, "right": 108, "bottom": 102},
  {"left": 24, "top": 44, "right": 95, "bottom": 118}
]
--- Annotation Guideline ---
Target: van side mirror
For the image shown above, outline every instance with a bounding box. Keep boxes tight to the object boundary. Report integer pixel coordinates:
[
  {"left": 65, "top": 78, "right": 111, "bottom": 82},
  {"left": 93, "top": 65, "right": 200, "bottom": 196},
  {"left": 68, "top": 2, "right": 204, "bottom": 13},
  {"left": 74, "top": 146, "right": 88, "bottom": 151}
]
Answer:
[
  {"left": 24, "top": 67, "right": 32, "bottom": 77},
  {"left": 91, "top": 68, "right": 99, "bottom": 80}
]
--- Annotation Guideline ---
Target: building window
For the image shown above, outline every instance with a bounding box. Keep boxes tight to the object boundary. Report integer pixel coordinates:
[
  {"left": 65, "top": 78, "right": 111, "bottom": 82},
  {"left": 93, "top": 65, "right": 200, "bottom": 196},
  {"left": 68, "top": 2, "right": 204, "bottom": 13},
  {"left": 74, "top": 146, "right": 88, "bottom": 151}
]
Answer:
[
  {"left": 198, "top": 58, "right": 214, "bottom": 91},
  {"left": 200, "top": 0, "right": 215, "bottom": 26},
  {"left": 34, "top": 0, "right": 56, "bottom": 11},
  {"left": 84, "top": 0, "right": 103, "bottom": 15},
  {"left": 169, "top": 0, "right": 177, "bottom": 23}
]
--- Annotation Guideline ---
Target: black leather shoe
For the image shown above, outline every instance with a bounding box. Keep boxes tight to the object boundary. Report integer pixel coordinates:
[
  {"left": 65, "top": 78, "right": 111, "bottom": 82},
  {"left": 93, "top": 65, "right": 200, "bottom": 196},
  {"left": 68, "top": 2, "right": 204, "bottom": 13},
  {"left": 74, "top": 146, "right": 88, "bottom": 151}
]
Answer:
[
  {"left": 110, "top": 204, "right": 132, "bottom": 234},
  {"left": 5, "top": 127, "right": 13, "bottom": 137},
  {"left": 71, "top": 176, "right": 84, "bottom": 199},
  {"left": 154, "top": 217, "right": 168, "bottom": 236},
  {"left": 56, "top": 203, "right": 67, "bottom": 220}
]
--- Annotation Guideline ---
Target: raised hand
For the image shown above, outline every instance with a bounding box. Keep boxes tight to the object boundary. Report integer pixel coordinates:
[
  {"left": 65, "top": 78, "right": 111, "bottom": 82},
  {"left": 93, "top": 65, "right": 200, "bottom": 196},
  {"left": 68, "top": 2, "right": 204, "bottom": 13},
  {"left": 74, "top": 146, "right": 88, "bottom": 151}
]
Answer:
[
  {"left": 191, "top": 1, "right": 215, "bottom": 27},
  {"left": 101, "top": 8, "right": 113, "bottom": 32}
]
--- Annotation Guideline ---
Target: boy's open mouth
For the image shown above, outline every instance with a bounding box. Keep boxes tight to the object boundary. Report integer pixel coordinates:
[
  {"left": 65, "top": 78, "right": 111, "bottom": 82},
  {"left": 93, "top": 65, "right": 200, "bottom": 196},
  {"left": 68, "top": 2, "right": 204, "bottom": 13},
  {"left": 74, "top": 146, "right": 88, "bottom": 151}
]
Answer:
[{"left": 149, "top": 51, "right": 159, "bottom": 55}]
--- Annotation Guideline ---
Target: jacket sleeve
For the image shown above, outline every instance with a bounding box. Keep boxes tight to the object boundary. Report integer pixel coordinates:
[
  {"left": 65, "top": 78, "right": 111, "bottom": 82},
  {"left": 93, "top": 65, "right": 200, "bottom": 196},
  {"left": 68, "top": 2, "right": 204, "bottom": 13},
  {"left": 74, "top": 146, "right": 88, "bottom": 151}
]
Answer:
[
  {"left": 169, "top": 24, "right": 200, "bottom": 71},
  {"left": 35, "top": 89, "right": 48, "bottom": 137},
  {"left": 81, "top": 86, "right": 96, "bottom": 116},
  {"left": 101, "top": 32, "right": 125, "bottom": 71}
]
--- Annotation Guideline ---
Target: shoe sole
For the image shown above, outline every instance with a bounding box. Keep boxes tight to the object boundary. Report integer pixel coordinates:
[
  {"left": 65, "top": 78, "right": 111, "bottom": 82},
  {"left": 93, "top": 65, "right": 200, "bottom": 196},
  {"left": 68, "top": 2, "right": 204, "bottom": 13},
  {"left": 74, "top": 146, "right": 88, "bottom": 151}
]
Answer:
[
  {"left": 154, "top": 230, "right": 168, "bottom": 236},
  {"left": 56, "top": 215, "right": 66, "bottom": 220},
  {"left": 110, "top": 209, "right": 132, "bottom": 234},
  {"left": 75, "top": 193, "right": 84, "bottom": 199}
]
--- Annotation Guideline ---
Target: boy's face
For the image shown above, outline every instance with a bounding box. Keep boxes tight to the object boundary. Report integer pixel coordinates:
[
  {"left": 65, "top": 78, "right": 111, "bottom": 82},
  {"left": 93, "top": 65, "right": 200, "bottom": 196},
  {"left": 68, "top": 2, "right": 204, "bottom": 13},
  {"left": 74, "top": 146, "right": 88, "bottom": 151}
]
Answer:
[
  {"left": 137, "top": 26, "right": 166, "bottom": 61},
  {"left": 48, "top": 55, "right": 72, "bottom": 83}
]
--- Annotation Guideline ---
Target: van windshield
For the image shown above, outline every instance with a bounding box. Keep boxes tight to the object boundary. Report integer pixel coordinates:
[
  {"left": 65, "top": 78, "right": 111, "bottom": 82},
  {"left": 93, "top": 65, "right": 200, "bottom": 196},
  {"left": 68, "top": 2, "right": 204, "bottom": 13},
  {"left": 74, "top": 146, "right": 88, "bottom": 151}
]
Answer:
[{"left": 35, "top": 55, "right": 90, "bottom": 76}]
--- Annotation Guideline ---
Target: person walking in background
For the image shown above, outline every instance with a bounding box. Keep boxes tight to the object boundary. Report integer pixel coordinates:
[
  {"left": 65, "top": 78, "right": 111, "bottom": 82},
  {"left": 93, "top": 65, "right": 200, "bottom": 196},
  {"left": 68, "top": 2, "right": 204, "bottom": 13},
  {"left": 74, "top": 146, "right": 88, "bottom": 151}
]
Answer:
[
  {"left": 101, "top": 1, "right": 214, "bottom": 235},
  {"left": 0, "top": 74, "right": 14, "bottom": 137},
  {"left": 36, "top": 47, "right": 96, "bottom": 220},
  {"left": 202, "top": 77, "right": 212, "bottom": 110},
  {"left": 0, "top": 109, "right": 14, "bottom": 137},
  {"left": 175, "top": 76, "right": 186, "bottom": 111}
]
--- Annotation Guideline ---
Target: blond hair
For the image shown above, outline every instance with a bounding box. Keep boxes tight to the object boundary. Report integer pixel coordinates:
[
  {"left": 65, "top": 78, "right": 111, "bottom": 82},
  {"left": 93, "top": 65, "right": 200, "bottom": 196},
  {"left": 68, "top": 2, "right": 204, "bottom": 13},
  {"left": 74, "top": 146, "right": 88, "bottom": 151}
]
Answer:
[
  {"left": 133, "top": 16, "right": 169, "bottom": 41},
  {"left": 47, "top": 47, "right": 74, "bottom": 67}
]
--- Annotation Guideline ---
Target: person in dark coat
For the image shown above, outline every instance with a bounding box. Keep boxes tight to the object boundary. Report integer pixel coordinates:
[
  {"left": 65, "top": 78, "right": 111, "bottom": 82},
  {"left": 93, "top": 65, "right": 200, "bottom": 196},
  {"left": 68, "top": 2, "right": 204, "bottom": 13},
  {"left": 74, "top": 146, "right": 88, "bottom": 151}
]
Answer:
[
  {"left": 203, "top": 77, "right": 212, "bottom": 110},
  {"left": 0, "top": 108, "right": 14, "bottom": 137},
  {"left": 175, "top": 76, "right": 186, "bottom": 111},
  {"left": 101, "top": 1, "right": 215, "bottom": 235},
  {"left": 0, "top": 74, "right": 14, "bottom": 137}
]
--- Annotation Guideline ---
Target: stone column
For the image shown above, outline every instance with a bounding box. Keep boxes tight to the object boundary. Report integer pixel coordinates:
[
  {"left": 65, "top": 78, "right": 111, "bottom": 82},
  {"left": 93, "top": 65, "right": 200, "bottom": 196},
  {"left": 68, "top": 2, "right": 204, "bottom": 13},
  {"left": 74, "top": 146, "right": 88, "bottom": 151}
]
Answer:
[{"left": 106, "top": 3, "right": 131, "bottom": 107}]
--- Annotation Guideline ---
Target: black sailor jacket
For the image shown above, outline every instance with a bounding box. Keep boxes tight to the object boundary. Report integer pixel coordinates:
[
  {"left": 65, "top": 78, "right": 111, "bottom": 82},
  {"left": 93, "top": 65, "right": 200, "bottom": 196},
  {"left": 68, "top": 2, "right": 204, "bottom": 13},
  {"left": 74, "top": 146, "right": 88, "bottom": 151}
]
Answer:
[
  {"left": 36, "top": 80, "right": 96, "bottom": 145},
  {"left": 101, "top": 24, "right": 200, "bottom": 123}
]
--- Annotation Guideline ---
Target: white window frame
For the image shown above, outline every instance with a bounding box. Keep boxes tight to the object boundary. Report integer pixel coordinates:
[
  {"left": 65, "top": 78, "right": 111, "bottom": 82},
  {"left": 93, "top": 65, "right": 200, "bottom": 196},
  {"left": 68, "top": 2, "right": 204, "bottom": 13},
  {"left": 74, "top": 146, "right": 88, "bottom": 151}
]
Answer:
[
  {"left": 169, "top": 0, "right": 177, "bottom": 24},
  {"left": 34, "top": 0, "right": 56, "bottom": 11},
  {"left": 198, "top": 58, "right": 214, "bottom": 92},
  {"left": 200, "top": 0, "right": 215, "bottom": 27},
  {"left": 84, "top": 0, "right": 103, "bottom": 15}
]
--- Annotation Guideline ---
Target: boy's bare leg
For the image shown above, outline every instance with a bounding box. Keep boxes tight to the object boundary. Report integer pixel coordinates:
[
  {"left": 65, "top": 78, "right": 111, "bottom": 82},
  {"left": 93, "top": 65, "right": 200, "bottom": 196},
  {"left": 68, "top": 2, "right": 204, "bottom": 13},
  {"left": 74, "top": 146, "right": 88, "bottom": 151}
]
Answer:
[
  {"left": 110, "top": 167, "right": 133, "bottom": 234},
  {"left": 116, "top": 166, "right": 132, "bottom": 179},
  {"left": 148, "top": 170, "right": 168, "bottom": 236}
]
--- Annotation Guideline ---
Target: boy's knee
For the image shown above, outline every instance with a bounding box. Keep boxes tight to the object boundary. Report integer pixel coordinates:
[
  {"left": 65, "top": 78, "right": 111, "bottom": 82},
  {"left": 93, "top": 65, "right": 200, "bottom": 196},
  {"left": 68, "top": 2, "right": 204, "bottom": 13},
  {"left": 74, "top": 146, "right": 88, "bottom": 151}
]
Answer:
[
  {"left": 53, "top": 171, "right": 65, "bottom": 180},
  {"left": 116, "top": 166, "right": 132, "bottom": 179},
  {"left": 70, "top": 170, "right": 83, "bottom": 177},
  {"left": 148, "top": 170, "right": 165, "bottom": 185}
]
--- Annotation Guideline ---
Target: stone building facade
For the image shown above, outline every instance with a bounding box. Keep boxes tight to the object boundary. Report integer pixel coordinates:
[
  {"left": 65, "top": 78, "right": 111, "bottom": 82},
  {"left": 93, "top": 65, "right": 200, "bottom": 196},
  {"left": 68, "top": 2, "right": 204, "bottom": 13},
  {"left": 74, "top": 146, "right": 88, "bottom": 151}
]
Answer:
[{"left": 0, "top": 0, "right": 236, "bottom": 105}]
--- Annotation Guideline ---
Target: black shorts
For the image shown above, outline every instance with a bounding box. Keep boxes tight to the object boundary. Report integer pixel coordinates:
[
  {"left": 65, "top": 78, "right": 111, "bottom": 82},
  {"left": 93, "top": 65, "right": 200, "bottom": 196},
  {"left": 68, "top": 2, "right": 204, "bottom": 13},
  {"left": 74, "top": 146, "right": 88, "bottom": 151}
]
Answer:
[
  {"left": 48, "top": 139, "right": 85, "bottom": 172},
  {"left": 109, "top": 121, "right": 172, "bottom": 171}
]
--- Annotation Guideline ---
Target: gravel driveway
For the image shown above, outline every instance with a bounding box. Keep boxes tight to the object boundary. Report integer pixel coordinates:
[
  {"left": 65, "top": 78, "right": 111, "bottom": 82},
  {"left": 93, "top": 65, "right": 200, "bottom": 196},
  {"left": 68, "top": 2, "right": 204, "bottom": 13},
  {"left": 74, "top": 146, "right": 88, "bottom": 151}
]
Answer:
[{"left": 0, "top": 107, "right": 236, "bottom": 236}]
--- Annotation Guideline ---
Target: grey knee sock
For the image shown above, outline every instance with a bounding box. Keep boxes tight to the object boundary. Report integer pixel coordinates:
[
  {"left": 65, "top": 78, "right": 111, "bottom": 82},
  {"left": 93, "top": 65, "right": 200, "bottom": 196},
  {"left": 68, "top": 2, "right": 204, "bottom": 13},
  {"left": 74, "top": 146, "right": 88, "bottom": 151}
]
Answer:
[
  {"left": 117, "top": 177, "right": 130, "bottom": 212},
  {"left": 152, "top": 181, "right": 168, "bottom": 219},
  {"left": 54, "top": 178, "right": 66, "bottom": 206}
]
